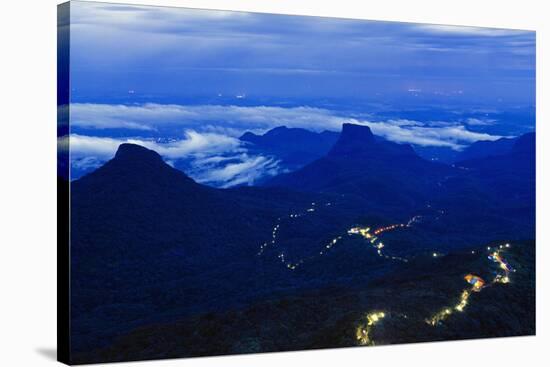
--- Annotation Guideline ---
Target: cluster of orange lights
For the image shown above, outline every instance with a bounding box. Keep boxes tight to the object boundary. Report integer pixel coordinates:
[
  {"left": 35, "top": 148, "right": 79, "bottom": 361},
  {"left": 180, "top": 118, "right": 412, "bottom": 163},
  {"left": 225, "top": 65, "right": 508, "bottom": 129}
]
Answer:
[
  {"left": 464, "top": 274, "right": 485, "bottom": 291},
  {"left": 373, "top": 223, "right": 405, "bottom": 235}
]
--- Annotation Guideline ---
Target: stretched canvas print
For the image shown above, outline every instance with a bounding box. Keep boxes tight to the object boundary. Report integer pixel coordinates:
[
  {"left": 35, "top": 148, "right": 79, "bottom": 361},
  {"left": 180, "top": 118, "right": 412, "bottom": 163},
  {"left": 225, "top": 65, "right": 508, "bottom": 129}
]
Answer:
[{"left": 57, "top": 1, "right": 536, "bottom": 364}]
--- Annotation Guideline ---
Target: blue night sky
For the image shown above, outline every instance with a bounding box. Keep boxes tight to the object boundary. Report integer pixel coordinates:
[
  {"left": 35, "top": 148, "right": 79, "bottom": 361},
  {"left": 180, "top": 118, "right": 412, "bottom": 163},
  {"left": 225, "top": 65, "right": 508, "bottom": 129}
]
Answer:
[{"left": 66, "top": 1, "right": 536, "bottom": 187}]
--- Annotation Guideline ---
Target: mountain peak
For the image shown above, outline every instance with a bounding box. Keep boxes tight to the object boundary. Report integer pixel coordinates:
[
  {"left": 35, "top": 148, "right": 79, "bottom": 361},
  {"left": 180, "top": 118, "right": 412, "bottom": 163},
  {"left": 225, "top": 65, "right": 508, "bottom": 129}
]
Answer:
[
  {"left": 267, "top": 125, "right": 288, "bottom": 133},
  {"left": 76, "top": 143, "right": 199, "bottom": 188},
  {"left": 114, "top": 143, "right": 164, "bottom": 164},
  {"left": 240, "top": 131, "right": 258, "bottom": 141},
  {"left": 240, "top": 126, "right": 290, "bottom": 142},
  {"left": 106, "top": 143, "right": 185, "bottom": 179},
  {"left": 328, "top": 123, "right": 375, "bottom": 156},
  {"left": 328, "top": 123, "right": 417, "bottom": 159},
  {"left": 341, "top": 123, "right": 375, "bottom": 138}
]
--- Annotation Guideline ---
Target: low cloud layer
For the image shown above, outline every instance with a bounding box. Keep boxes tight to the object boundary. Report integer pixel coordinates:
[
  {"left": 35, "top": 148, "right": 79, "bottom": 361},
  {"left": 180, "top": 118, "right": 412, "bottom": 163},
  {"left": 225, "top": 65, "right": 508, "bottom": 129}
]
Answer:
[
  {"left": 361, "top": 119, "right": 504, "bottom": 150},
  {"left": 66, "top": 103, "right": 509, "bottom": 186},
  {"left": 71, "top": 103, "right": 505, "bottom": 150},
  {"left": 68, "top": 131, "right": 241, "bottom": 159},
  {"left": 70, "top": 103, "right": 346, "bottom": 132}
]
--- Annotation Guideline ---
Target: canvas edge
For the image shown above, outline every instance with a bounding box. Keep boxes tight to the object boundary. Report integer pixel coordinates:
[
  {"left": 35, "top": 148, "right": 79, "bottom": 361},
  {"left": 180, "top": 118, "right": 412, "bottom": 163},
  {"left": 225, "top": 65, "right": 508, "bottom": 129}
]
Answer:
[{"left": 57, "top": 1, "right": 71, "bottom": 365}]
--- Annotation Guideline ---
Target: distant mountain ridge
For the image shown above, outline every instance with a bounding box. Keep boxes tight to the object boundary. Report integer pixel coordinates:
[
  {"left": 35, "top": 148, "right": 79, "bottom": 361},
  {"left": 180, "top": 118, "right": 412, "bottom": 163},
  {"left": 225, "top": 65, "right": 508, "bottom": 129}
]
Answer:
[
  {"left": 240, "top": 126, "right": 339, "bottom": 173},
  {"left": 455, "top": 136, "right": 517, "bottom": 162}
]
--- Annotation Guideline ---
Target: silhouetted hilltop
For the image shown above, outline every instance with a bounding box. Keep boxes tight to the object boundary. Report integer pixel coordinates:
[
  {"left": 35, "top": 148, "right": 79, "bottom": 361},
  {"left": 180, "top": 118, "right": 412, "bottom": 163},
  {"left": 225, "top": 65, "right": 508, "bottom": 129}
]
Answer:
[
  {"left": 454, "top": 131, "right": 534, "bottom": 163},
  {"left": 458, "top": 132, "right": 535, "bottom": 173},
  {"left": 266, "top": 123, "right": 450, "bottom": 211},
  {"left": 455, "top": 137, "right": 516, "bottom": 162},
  {"left": 328, "top": 123, "right": 416, "bottom": 158},
  {"left": 80, "top": 143, "right": 198, "bottom": 186}
]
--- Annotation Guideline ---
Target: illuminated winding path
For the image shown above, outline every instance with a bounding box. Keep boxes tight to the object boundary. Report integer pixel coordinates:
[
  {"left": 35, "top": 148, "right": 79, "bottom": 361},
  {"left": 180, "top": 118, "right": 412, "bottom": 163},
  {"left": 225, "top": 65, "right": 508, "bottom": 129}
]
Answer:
[
  {"left": 256, "top": 201, "right": 345, "bottom": 269},
  {"left": 347, "top": 224, "right": 409, "bottom": 263},
  {"left": 356, "top": 243, "right": 515, "bottom": 345},
  {"left": 257, "top": 203, "right": 419, "bottom": 269}
]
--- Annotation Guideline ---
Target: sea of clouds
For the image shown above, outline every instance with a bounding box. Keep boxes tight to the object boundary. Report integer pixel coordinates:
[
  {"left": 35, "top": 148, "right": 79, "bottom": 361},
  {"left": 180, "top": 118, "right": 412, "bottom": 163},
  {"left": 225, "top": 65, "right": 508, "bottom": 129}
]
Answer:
[{"left": 63, "top": 103, "right": 506, "bottom": 187}]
